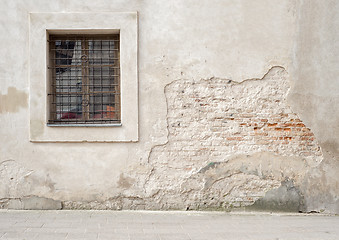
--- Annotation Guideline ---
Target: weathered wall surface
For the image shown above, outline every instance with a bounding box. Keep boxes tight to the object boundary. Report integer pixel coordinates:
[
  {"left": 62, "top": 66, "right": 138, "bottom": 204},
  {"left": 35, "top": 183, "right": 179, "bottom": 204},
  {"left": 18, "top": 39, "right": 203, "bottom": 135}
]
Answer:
[
  {"left": 0, "top": 0, "right": 338, "bottom": 212},
  {"left": 289, "top": 0, "right": 339, "bottom": 213}
]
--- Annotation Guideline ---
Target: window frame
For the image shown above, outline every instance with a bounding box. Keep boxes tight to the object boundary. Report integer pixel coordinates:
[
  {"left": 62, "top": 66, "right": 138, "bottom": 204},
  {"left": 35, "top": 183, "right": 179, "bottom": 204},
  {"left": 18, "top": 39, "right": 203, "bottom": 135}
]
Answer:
[
  {"left": 47, "top": 34, "right": 122, "bottom": 126},
  {"left": 29, "top": 12, "right": 138, "bottom": 142}
]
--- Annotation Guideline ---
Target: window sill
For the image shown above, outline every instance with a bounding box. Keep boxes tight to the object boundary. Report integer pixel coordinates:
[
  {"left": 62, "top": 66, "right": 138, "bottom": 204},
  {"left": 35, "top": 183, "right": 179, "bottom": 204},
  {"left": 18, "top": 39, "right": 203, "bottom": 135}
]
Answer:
[{"left": 47, "top": 123, "right": 122, "bottom": 127}]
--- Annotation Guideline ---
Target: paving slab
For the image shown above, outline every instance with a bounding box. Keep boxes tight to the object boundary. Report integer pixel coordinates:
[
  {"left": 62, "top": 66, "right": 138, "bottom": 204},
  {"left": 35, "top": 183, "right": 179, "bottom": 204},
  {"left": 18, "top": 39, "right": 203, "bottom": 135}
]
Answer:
[{"left": 0, "top": 210, "right": 338, "bottom": 240}]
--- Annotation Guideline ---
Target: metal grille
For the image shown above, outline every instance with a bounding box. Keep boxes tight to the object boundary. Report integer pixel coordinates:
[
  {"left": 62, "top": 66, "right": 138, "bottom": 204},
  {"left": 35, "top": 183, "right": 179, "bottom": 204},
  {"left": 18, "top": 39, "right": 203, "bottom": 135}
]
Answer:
[{"left": 48, "top": 34, "right": 120, "bottom": 125}]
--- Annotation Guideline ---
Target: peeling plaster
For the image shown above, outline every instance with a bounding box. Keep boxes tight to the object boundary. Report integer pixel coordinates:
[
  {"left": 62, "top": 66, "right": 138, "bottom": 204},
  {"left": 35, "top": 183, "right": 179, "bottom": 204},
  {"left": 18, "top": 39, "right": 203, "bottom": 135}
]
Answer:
[
  {"left": 139, "top": 66, "right": 323, "bottom": 211},
  {"left": 0, "top": 196, "right": 62, "bottom": 210},
  {"left": 83, "top": 66, "right": 324, "bottom": 211},
  {"left": 0, "top": 160, "right": 33, "bottom": 198},
  {"left": 0, "top": 160, "right": 59, "bottom": 209},
  {"left": 1, "top": 67, "right": 325, "bottom": 212}
]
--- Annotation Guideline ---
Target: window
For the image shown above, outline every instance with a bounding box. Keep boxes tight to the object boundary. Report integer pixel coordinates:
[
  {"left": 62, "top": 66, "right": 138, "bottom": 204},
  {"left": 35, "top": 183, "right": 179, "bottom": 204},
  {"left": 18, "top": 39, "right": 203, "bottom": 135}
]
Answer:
[
  {"left": 29, "top": 12, "right": 138, "bottom": 142},
  {"left": 48, "top": 34, "right": 121, "bottom": 126}
]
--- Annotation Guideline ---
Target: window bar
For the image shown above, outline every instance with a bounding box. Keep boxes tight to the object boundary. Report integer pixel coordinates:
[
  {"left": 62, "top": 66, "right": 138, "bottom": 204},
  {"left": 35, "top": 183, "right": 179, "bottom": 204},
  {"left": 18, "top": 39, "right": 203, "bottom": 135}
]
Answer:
[
  {"left": 82, "top": 39, "right": 90, "bottom": 121},
  {"left": 76, "top": 40, "right": 81, "bottom": 121},
  {"left": 100, "top": 39, "right": 104, "bottom": 119},
  {"left": 109, "top": 40, "right": 112, "bottom": 119},
  {"left": 67, "top": 40, "right": 71, "bottom": 122},
  {"left": 59, "top": 46, "right": 64, "bottom": 121},
  {"left": 115, "top": 37, "right": 121, "bottom": 120},
  {"left": 50, "top": 40, "right": 56, "bottom": 121},
  {"left": 111, "top": 39, "right": 115, "bottom": 120},
  {"left": 90, "top": 40, "right": 94, "bottom": 119}
]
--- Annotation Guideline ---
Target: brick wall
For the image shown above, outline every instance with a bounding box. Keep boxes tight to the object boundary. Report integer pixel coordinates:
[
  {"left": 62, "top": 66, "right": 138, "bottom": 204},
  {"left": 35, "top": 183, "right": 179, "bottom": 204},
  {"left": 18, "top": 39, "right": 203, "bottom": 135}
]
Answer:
[
  {"left": 144, "top": 66, "right": 323, "bottom": 209},
  {"left": 163, "top": 67, "right": 322, "bottom": 162}
]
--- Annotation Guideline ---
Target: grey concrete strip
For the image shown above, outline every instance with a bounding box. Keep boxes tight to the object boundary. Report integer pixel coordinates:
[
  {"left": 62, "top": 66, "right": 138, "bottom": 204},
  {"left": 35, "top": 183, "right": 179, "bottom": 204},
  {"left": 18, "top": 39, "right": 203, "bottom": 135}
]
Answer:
[{"left": 0, "top": 210, "right": 338, "bottom": 240}]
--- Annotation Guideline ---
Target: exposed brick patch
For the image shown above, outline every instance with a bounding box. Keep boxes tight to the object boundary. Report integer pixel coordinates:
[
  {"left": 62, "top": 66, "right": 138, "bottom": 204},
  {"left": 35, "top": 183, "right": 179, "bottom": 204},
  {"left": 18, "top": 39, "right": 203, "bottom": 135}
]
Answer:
[
  {"left": 155, "top": 66, "right": 322, "bottom": 164},
  {"left": 142, "top": 66, "right": 323, "bottom": 210}
]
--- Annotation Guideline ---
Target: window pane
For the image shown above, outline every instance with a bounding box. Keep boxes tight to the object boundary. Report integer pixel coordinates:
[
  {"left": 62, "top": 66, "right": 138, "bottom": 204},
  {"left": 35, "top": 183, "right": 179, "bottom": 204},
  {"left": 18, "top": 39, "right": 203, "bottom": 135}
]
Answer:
[{"left": 48, "top": 35, "right": 120, "bottom": 125}]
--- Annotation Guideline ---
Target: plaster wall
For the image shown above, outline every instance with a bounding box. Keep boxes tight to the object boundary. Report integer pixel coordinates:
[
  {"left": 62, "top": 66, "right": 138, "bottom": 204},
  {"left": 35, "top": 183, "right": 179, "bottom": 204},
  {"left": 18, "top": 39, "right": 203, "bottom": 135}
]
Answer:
[
  {"left": 0, "top": 0, "right": 338, "bottom": 212},
  {"left": 289, "top": 0, "right": 339, "bottom": 213}
]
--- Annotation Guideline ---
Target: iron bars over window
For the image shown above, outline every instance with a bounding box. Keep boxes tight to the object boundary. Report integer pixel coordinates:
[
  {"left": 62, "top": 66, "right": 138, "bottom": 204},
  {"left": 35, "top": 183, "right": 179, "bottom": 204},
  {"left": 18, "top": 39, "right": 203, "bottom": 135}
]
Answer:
[{"left": 47, "top": 34, "right": 121, "bottom": 126}]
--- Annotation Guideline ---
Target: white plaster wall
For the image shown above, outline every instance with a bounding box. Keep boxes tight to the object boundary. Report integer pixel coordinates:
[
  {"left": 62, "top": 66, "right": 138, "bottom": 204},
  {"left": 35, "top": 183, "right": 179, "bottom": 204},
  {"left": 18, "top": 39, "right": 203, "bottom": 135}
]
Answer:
[
  {"left": 0, "top": 0, "right": 337, "bottom": 212},
  {"left": 289, "top": 0, "right": 339, "bottom": 213}
]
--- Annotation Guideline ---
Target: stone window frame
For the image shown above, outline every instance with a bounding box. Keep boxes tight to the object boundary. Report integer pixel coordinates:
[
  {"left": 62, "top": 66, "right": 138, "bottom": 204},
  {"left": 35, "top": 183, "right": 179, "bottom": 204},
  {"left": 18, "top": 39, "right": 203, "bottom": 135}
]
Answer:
[{"left": 29, "top": 12, "right": 138, "bottom": 142}]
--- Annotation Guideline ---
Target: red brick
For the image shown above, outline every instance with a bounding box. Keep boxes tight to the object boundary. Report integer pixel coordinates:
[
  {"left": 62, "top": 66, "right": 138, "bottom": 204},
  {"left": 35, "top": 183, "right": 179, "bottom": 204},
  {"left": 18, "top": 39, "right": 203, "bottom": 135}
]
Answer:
[
  {"left": 303, "top": 132, "right": 314, "bottom": 136},
  {"left": 281, "top": 123, "right": 295, "bottom": 127},
  {"left": 226, "top": 137, "right": 243, "bottom": 141}
]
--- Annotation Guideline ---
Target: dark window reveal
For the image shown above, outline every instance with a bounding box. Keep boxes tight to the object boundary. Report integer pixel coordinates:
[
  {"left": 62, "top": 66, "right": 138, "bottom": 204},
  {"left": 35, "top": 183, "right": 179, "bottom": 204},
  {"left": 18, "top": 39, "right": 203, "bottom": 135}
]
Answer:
[{"left": 48, "top": 34, "right": 120, "bottom": 125}]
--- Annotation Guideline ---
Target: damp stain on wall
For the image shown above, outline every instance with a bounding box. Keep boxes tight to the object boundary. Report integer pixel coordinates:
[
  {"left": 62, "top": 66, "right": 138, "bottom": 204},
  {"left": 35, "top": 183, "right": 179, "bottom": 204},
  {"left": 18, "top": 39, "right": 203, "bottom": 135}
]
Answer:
[{"left": 0, "top": 87, "right": 28, "bottom": 113}]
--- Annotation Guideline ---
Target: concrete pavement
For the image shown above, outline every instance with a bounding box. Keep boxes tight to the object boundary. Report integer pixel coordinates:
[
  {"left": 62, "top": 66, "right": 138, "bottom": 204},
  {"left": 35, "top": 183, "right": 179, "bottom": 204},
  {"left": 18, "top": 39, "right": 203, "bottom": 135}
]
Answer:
[{"left": 0, "top": 210, "right": 338, "bottom": 240}]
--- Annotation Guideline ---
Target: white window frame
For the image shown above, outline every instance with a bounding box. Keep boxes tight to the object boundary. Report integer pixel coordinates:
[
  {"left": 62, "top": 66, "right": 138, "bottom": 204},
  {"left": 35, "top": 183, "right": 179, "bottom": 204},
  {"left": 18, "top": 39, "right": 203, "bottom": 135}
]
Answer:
[{"left": 29, "top": 12, "right": 138, "bottom": 142}]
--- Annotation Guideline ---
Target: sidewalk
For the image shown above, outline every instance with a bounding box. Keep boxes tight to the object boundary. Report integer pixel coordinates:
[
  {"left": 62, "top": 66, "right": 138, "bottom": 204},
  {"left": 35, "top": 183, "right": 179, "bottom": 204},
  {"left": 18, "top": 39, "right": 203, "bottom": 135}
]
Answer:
[{"left": 0, "top": 210, "right": 338, "bottom": 240}]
